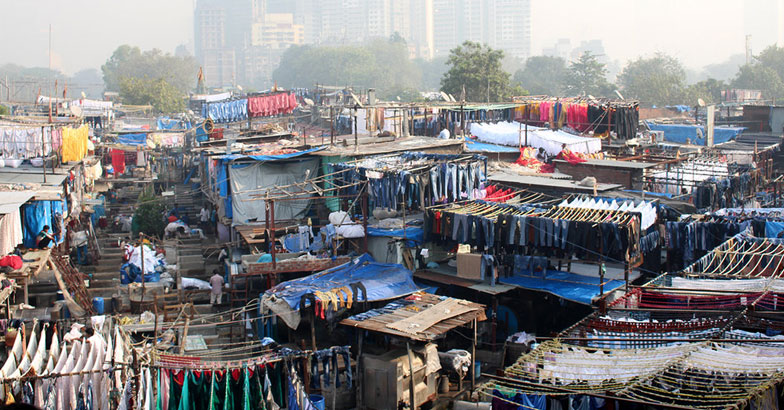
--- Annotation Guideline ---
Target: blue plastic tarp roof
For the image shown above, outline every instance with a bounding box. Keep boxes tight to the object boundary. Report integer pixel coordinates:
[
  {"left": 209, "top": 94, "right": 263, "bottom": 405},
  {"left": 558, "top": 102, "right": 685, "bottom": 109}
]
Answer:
[
  {"left": 464, "top": 137, "right": 519, "bottom": 153},
  {"left": 499, "top": 270, "right": 625, "bottom": 305},
  {"left": 263, "top": 254, "right": 419, "bottom": 311},
  {"left": 219, "top": 146, "right": 326, "bottom": 162},
  {"left": 646, "top": 122, "right": 746, "bottom": 146},
  {"left": 367, "top": 226, "right": 424, "bottom": 246},
  {"left": 117, "top": 133, "right": 148, "bottom": 145}
]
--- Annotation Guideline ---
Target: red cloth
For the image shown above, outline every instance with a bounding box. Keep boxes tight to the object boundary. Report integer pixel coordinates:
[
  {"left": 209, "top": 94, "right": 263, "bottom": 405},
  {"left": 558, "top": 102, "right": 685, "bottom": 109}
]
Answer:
[
  {"left": 248, "top": 93, "right": 298, "bottom": 118},
  {"left": 111, "top": 149, "right": 125, "bottom": 175},
  {"left": 0, "top": 255, "right": 22, "bottom": 271},
  {"left": 168, "top": 216, "right": 178, "bottom": 223},
  {"left": 557, "top": 150, "right": 587, "bottom": 164}
]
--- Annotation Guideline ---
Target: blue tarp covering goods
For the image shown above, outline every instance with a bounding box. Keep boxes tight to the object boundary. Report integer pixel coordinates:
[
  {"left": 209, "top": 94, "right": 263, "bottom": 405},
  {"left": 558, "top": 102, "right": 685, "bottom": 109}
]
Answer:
[
  {"left": 646, "top": 122, "right": 746, "bottom": 146},
  {"left": 500, "top": 270, "right": 625, "bottom": 305},
  {"left": 117, "top": 133, "right": 148, "bottom": 146},
  {"left": 261, "top": 254, "right": 419, "bottom": 328}
]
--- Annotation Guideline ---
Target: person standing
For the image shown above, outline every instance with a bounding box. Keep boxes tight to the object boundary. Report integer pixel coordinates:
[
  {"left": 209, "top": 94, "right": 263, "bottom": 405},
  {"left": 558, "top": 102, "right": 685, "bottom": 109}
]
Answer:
[
  {"left": 72, "top": 228, "right": 89, "bottom": 265},
  {"left": 210, "top": 270, "right": 225, "bottom": 305},
  {"left": 199, "top": 205, "right": 210, "bottom": 234}
]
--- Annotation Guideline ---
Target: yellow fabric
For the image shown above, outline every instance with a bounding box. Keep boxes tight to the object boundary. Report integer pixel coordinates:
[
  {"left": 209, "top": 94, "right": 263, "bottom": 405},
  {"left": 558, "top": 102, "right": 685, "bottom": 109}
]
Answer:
[
  {"left": 335, "top": 286, "right": 353, "bottom": 309},
  {"left": 61, "top": 124, "right": 89, "bottom": 162}
]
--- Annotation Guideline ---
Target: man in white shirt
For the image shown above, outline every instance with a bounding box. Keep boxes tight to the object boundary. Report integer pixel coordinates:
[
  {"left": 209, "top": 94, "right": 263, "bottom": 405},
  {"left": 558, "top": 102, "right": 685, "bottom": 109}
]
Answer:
[
  {"left": 438, "top": 126, "right": 450, "bottom": 139},
  {"left": 73, "top": 229, "right": 89, "bottom": 265},
  {"left": 164, "top": 221, "right": 186, "bottom": 238},
  {"left": 199, "top": 206, "right": 210, "bottom": 233}
]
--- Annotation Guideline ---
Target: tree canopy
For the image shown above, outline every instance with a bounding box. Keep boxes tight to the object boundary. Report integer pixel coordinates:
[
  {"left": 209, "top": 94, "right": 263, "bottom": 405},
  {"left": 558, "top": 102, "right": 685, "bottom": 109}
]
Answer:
[
  {"left": 272, "top": 38, "right": 421, "bottom": 100},
  {"left": 513, "top": 56, "right": 568, "bottom": 96},
  {"left": 101, "top": 45, "right": 197, "bottom": 94},
  {"left": 565, "top": 52, "right": 614, "bottom": 97},
  {"left": 119, "top": 76, "right": 185, "bottom": 113},
  {"left": 617, "top": 53, "right": 687, "bottom": 106},
  {"left": 730, "top": 45, "right": 784, "bottom": 101},
  {"left": 440, "top": 41, "right": 513, "bottom": 102}
]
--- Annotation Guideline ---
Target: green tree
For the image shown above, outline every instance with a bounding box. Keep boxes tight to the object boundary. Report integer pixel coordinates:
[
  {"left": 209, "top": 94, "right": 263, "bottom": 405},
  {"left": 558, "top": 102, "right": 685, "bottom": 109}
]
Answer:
[
  {"left": 0, "top": 104, "right": 8, "bottom": 115},
  {"left": 414, "top": 56, "right": 448, "bottom": 90},
  {"left": 513, "top": 56, "right": 568, "bottom": 96},
  {"left": 566, "top": 51, "right": 613, "bottom": 97},
  {"left": 731, "top": 64, "right": 784, "bottom": 100},
  {"left": 684, "top": 78, "right": 726, "bottom": 104},
  {"left": 119, "top": 76, "right": 185, "bottom": 113},
  {"left": 617, "top": 53, "right": 687, "bottom": 106},
  {"left": 101, "top": 45, "right": 197, "bottom": 94},
  {"left": 272, "top": 39, "right": 420, "bottom": 97},
  {"left": 132, "top": 187, "right": 166, "bottom": 239},
  {"left": 440, "top": 41, "right": 512, "bottom": 102},
  {"left": 755, "top": 45, "right": 784, "bottom": 81}
]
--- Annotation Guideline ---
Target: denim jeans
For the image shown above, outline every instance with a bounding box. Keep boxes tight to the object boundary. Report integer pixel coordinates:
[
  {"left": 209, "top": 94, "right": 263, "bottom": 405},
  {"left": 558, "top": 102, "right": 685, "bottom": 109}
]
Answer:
[
  {"left": 446, "top": 163, "right": 458, "bottom": 201},
  {"left": 559, "top": 220, "right": 569, "bottom": 249},
  {"left": 481, "top": 254, "right": 495, "bottom": 285},
  {"left": 482, "top": 217, "right": 495, "bottom": 249},
  {"left": 518, "top": 216, "right": 528, "bottom": 246},
  {"left": 76, "top": 245, "right": 88, "bottom": 265},
  {"left": 452, "top": 214, "right": 470, "bottom": 243},
  {"left": 429, "top": 167, "right": 442, "bottom": 201}
]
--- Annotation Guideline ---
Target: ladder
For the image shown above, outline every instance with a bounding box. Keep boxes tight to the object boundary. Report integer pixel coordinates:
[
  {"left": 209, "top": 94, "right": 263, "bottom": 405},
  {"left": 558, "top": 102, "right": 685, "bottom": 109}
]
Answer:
[{"left": 51, "top": 251, "right": 96, "bottom": 315}]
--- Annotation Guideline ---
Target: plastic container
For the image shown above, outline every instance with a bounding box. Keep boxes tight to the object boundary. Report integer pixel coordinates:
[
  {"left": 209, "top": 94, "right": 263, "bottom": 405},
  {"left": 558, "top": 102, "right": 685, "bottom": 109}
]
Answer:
[
  {"left": 309, "top": 394, "right": 325, "bottom": 410},
  {"left": 92, "top": 297, "right": 105, "bottom": 315}
]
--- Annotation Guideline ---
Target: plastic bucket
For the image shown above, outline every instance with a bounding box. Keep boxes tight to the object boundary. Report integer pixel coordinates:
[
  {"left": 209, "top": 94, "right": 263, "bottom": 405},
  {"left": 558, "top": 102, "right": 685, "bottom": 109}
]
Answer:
[
  {"left": 309, "top": 394, "right": 325, "bottom": 410},
  {"left": 92, "top": 297, "right": 105, "bottom": 315}
]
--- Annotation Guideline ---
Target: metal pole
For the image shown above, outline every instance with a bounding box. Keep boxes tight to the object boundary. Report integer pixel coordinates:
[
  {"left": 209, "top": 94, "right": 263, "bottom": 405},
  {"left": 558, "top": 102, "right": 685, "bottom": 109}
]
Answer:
[{"left": 330, "top": 106, "right": 334, "bottom": 145}]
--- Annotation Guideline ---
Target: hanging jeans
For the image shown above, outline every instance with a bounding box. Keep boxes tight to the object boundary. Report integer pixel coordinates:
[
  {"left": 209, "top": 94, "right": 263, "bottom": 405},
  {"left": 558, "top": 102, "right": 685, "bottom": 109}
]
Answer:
[
  {"left": 481, "top": 254, "right": 495, "bottom": 285},
  {"left": 446, "top": 163, "right": 458, "bottom": 202},
  {"left": 429, "top": 167, "right": 442, "bottom": 201},
  {"left": 558, "top": 219, "right": 569, "bottom": 249},
  {"left": 481, "top": 217, "right": 495, "bottom": 249},
  {"left": 335, "top": 346, "right": 353, "bottom": 387},
  {"left": 518, "top": 216, "right": 528, "bottom": 246},
  {"left": 453, "top": 214, "right": 470, "bottom": 243}
]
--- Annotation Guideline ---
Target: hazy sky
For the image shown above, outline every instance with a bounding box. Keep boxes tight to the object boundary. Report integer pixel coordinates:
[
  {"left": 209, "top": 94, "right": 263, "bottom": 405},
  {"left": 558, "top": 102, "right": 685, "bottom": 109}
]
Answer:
[{"left": 0, "top": 0, "right": 782, "bottom": 76}]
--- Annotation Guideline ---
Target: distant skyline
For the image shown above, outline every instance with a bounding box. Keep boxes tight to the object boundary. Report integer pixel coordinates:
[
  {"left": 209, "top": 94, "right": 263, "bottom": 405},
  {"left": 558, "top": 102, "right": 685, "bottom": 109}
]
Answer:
[{"left": 0, "top": 0, "right": 782, "bottom": 76}]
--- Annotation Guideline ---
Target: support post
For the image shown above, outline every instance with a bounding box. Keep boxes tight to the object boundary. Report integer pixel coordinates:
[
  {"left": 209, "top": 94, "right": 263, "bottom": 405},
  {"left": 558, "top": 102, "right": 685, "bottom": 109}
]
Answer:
[
  {"left": 406, "top": 342, "right": 417, "bottom": 410},
  {"left": 356, "top": 331, "right": 364, "bottom": 410},
  {"left": 329, "top": 106, "right": 334, "bottom": 145},
  {"left": 471, "top": 318, "right": 477, "bottom": 391},
  {"left": 269, "top": 200, "right": 276, "bottom": 272},
  {"left": 41, "top": 126, "right": 47, "bottom": 183}
]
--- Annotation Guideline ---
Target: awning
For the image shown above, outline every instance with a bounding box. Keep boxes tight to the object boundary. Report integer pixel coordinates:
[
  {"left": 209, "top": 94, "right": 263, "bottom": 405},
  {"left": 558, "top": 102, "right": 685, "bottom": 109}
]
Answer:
[{"left": 500, "top": 270, "right": 625, "bottom": 305}]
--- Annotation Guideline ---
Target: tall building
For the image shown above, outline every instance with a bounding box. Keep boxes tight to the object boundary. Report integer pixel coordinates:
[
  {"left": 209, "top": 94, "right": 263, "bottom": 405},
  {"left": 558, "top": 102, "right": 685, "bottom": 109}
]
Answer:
[
  {"left": 194, "top": 0, "right": 234, "bottom": 87},
  {"left": 432, "top": 0, "right": 531, "bottom": 61},
  {"left": 195, "top": 0, "right": 297, "bottom": 88}
]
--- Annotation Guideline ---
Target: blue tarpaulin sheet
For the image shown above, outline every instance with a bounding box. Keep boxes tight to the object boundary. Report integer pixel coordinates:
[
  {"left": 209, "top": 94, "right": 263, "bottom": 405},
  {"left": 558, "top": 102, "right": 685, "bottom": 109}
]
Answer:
[
  {"left": 645, "top": 122, "right": 745, "bottom": 146},
  {"left": 157, "top": 116, "right": 191, "bottom": 130},
  {"left": 499, "top": 270, "right": 624, "bottom": 305},
  {"left": 117, "top": 133, "right": 148, "bottom": 146},
  {"left": 219, "top": 146, "right": 326, "bottom": 162},
  {"left": 367, "top": 226, "right": 424, "bottom": 246},
  {"left": 464, "top": 137, "right": 519, "bottom": 153},
  {"left": 263, "top": 254, "right": 419, "bottom": 311},
  {"left": 22, "top": 200, "right": 66, "bottom": 248}
]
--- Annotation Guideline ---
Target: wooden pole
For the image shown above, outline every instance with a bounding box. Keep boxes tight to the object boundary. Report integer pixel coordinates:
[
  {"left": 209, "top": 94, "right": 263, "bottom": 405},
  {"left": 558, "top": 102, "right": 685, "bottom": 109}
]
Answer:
[
  {"left": 41, "top": 126, "right": 47, "bottom": 183},
  {"left": 471, "top": 318, "right": 477, "bottom": 391},
  {"left": 406, "top": 342, "right": 417, "bottom": 410},
  {"left": 356, "top": 331, "right": 364, "bottom": 410}
]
